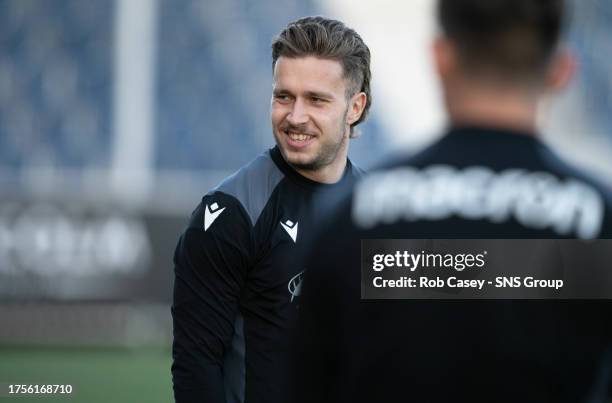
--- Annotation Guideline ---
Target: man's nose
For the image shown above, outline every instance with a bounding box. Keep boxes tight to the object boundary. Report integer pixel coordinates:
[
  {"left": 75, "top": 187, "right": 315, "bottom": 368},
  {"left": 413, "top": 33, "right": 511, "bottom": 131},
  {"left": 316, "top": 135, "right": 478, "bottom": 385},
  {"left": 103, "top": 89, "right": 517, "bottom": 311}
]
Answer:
[{"left": 286, "top": 98, "right": 309, "bottom": 126}]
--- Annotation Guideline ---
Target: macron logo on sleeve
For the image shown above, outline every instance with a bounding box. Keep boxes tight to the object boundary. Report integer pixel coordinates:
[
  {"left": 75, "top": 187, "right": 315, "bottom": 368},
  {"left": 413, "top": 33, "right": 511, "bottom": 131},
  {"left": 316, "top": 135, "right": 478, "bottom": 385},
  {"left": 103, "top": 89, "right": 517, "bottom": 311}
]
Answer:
[
  {"left": 280, "top": 220, "right": 298, "bottom": 242},
  {"left": 204, "top": 202, "right": 226, "bottom": 231}
]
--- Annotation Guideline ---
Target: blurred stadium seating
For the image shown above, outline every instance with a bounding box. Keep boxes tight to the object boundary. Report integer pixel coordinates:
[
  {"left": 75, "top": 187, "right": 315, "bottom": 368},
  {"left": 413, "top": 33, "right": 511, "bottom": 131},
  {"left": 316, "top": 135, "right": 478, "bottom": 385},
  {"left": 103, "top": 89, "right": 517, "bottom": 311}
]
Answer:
[{"left": 0, "top": 0, "right": 113, "bottom": 169}]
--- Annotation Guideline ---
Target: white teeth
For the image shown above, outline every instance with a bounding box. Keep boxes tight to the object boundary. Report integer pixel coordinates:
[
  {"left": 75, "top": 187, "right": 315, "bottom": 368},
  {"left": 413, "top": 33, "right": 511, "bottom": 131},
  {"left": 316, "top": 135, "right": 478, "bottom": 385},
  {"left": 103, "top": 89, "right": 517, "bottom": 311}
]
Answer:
[{"left": 288, "top": 132, "right": 312, "bottom": 142}]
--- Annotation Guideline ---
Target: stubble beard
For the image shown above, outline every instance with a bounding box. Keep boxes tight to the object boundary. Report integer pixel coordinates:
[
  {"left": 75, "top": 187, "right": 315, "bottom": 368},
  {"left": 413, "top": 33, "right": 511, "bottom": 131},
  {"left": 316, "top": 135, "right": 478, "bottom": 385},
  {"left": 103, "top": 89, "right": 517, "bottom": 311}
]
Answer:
[{"left": 276, "top": 107, "right": 349, "bottom": 173}]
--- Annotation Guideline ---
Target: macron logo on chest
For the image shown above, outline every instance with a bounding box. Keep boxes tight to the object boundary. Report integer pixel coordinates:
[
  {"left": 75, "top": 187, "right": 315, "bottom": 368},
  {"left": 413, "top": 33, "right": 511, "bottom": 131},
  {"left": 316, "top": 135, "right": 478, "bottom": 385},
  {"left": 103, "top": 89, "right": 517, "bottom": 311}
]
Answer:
[
  {"left": 280, "top": 219, "right": 298, "bottom": 243},
  {"left": 204, "top": 202, "right": 226, "bottom": 231}
]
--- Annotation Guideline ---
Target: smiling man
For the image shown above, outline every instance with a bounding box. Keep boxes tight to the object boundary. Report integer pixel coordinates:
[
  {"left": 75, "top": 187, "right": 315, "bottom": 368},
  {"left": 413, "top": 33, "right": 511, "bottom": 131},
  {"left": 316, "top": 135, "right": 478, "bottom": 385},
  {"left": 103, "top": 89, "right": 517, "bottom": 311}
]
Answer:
[{"left": 171, "top": 16, "right": 371, "bottom": 403}]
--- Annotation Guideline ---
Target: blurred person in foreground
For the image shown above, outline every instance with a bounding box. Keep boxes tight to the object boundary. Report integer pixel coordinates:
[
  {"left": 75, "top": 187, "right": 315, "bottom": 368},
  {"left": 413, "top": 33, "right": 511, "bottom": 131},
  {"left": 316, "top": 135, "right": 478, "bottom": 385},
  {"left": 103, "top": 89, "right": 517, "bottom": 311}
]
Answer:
[
  {"left": 293, "top": 0, "right": 612, "bottom": 402},
  {"left": 171, "top": 16, "right": 371, "bottom": 403}
]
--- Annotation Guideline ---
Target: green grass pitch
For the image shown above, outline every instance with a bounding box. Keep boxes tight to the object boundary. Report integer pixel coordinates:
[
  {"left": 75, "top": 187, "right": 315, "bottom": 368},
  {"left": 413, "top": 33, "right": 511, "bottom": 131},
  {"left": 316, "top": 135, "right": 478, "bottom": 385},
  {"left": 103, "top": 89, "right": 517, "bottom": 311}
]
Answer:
[{"left": 0, "top": 346, "right": 173, "bottom": 402}]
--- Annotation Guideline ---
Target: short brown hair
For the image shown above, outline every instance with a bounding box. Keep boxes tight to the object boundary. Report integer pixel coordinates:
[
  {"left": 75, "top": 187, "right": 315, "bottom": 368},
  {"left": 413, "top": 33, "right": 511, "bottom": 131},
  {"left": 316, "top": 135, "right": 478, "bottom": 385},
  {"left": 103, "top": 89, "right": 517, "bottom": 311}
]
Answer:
[
  {"left": 439, "top": 0, "right": 565, "bottom": 82},
  {"left": 272, "top": 16, "right": 372, "bottom": 137}
]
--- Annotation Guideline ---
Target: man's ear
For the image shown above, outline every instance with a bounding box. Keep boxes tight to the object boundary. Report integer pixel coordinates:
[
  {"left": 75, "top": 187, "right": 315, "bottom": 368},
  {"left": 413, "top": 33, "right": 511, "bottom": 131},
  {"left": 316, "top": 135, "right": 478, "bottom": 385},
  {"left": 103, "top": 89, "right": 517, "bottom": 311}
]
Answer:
[
  {"left": 347, "top": 91, "right": 367, "bottom": 126},
  {"left": 432, "top": 35, "right": 458, "bottom": 80},
  {"left": 545, "top": 48, "right": 576, "bottom": 92}
]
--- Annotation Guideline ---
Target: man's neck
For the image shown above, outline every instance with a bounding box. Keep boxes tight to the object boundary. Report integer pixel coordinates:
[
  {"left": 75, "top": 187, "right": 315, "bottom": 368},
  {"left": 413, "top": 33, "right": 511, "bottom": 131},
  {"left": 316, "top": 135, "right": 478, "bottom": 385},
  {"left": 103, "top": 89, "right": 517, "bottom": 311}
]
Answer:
[
  {"left": 295, "top": 162, "right": 347, "bottom": 184},
  {"left": 446, "top": 84, "right": 539, "bottom": 134}
]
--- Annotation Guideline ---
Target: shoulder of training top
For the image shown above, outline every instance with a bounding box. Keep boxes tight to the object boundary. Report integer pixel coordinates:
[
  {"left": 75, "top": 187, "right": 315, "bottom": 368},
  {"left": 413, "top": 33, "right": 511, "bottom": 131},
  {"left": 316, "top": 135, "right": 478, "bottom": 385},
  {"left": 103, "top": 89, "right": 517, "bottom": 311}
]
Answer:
[{"left": 207, "top": 149, "right": 285, "bottom": 227}]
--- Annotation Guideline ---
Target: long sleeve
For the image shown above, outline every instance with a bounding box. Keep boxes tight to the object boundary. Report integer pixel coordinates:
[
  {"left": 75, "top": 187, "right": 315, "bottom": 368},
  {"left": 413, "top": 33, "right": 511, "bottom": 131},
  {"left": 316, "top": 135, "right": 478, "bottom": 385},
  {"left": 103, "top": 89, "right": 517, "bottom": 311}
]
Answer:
[{"left": 172, "top": 193, "right": 254, "bottom": 402}]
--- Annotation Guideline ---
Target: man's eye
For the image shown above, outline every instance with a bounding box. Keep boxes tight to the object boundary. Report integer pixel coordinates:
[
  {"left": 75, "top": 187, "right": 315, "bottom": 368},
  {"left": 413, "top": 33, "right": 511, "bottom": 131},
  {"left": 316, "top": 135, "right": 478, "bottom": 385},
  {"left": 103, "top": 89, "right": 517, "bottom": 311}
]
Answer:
[
  {"left": 311, "top": 97, "right": 325, "bottom": 103},
  {"left": 275, "top": 94, "right": 291, "bottom": 102}
]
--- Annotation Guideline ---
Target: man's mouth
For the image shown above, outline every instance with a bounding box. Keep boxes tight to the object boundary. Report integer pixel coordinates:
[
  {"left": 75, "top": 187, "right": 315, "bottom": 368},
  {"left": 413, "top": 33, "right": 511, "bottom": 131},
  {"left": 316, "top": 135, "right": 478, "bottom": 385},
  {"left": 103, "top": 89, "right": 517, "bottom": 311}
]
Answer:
[{"left": 283, "top": 129, "right": 316, "bottom": 146}]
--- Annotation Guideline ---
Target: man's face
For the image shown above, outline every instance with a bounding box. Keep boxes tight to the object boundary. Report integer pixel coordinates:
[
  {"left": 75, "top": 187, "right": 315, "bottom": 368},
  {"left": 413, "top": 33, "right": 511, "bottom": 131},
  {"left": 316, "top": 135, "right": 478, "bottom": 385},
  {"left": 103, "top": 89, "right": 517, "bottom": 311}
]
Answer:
[{"left": 271, "top": 56, "right": 351, "bottom": 171}]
